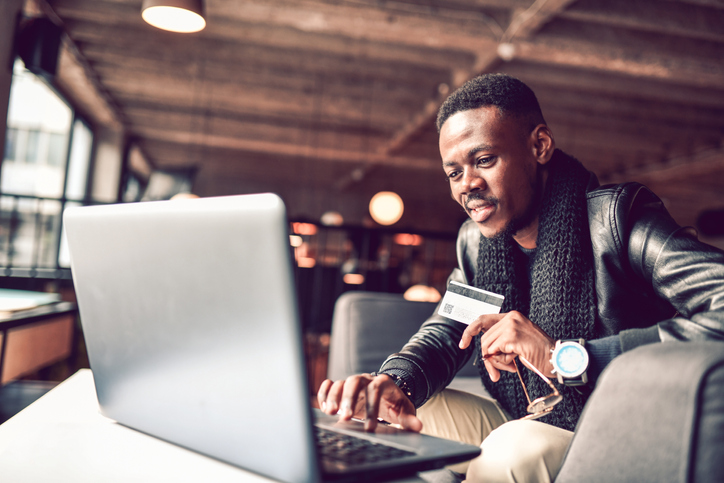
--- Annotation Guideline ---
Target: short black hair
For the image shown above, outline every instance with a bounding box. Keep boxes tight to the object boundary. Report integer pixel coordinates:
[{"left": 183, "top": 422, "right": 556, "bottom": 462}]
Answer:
[{"left": 436, "top": 73, "right": 546, "bottom": 133}]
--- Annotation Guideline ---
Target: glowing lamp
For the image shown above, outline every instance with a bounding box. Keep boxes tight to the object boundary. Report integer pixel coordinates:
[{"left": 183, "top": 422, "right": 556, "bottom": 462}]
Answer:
[
  {"left": 343, "top": 274, "right": 365, "bottom": 285},
  {"left": 369, "top": 191, "right": 404, "bottom": 226},
  {"left": 142, "top": 0, "right": 206, "bottom": 33},
  {"left": 403, "top": 285, "right": 442, "bottom": 303},
  {"left": 320, "top": 211, "right": 344, "bottom": 226}
]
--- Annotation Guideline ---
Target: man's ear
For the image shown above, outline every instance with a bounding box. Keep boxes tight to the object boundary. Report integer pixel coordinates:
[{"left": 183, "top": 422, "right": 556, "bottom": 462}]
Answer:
[{"left": 531, "top": 124, "right": 555, "bottom": 165}]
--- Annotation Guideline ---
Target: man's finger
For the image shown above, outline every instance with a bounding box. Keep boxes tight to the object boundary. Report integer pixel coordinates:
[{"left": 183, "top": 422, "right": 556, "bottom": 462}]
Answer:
[
  {"left": 489, "top": 355, "right": 517, "bottom": 374},
  {"left": 460, "top": 314, "right": 505, "bottom": 349},
  {"left": 339, "top": 376, "right": 368, "bottom": 420},
  {"left": 317, "top": 379, "right": 333, "bottom": 412},
  {"left": 459, "top": 320, "right": 482, "bottom": 349},
  {"left": 363, "top": 376, "right": 386, "bottom": 432},
  {"left": 459, "top": 316, "right": 490, "bottom": 348},
  {"left": 500, "top": 352, "right": 515, "bottom": 365},
  {"left": 395, "top": 410, "right": 423, "bottom": 432},
  {"left": 483, "top": 358, "right": 501, "bottom": 382},
  {"left": 324, "top": 379, "right": 346, "bottom": 415}
]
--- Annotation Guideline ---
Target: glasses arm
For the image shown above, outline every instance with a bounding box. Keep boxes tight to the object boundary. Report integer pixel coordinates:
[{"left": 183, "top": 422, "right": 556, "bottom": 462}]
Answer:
[
  {"left": 512, "top": 358, "right": 533, "bottom": 405},
  {"left": 518, "top": 355, "right": 560, "bottom": 396}
]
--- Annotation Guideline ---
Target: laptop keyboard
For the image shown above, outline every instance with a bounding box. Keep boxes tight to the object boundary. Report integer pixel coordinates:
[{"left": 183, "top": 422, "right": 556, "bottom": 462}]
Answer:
[{"left": 315, "top": 427, "right": 414, "bottom": 465}]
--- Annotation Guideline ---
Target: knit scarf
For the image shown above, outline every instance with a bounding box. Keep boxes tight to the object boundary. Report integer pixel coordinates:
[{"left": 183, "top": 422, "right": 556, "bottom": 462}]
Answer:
[{"left": 472, "top": 150, "right": 597, "bottom": 432}]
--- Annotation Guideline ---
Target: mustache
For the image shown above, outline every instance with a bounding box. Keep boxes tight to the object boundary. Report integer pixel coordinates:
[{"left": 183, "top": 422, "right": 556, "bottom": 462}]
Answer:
[{"left": 465, "top": 192, "right": 498, "bottom": 210}]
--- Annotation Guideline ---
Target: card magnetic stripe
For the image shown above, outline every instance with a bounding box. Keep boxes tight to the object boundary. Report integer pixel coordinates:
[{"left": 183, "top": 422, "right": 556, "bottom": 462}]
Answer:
[{"left": 448, "top": 282, "right": 504, "bottom": 307}]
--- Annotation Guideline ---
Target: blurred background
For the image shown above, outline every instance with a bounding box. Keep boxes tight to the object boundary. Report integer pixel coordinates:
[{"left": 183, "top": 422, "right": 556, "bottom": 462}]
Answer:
[{"left": 0, "top": 0, "right": 722, "bottom": 405}]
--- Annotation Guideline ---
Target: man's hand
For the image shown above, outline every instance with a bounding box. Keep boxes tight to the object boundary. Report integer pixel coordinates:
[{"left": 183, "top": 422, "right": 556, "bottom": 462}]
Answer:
[
  {"left": 317, "top": 373, "right": 422, "bottom": 433},
  {"left": 459, "top": 311, "right": 555, "bottom": 382}
]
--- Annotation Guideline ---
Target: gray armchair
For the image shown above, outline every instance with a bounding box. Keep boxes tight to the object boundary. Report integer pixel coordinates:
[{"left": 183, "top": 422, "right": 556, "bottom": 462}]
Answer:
[{"left": 555, "top": 340, "right": 724, "bottom": 482}]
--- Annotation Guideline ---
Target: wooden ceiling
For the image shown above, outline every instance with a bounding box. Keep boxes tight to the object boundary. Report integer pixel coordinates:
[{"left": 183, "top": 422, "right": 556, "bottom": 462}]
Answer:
[{"left": 35, "top": 0, "right": 724, "bottom": 237}]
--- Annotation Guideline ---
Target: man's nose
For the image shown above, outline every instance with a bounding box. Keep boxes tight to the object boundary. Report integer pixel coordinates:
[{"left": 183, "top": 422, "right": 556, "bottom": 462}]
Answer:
[{"left": 461, "top": 168, "right": 485, "bottom": 192}]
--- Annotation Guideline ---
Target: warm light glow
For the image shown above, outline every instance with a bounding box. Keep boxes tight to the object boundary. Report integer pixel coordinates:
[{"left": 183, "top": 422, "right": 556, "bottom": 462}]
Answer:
[
  {"left": 343, "top": 273, "right": 365, "bottom": 285},
  {"left": 292, "top": 222, "right": 318, "bottom": 235},
  {"left": 320, "top": 211, "right": 344, "bottom": 226},
  {"left": 404, "top": 285, "right": 442, "bottom": 303},
  {"left": 497, "top": 42, "right": 516, "bottom": 62},
  {"left": 294, "top": 242, "right": 316, "bottom": 267},
  {"left": 290, "top": 235, "right": 303, "bottom": 247},
  {"left": 369, "top": 191, "right": 404, "bottom": 226},
  {"left": 393, "top": 233, "right": 424, "bottom": 246},
  {"left": 297, "top": 257, "right": 316, "bottom": 268},
  {"left": 142, "top": 5, "right": 206, "bottom": 33},
  {"left": 170, "top": 192, "right": 199, "bottom": 200}
]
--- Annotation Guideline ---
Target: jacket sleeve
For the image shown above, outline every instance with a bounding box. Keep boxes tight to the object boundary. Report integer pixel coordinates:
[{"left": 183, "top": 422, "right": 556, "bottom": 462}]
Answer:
[
  {"left": 620, "top": 186, "right": 724, "bottom": 351},
  {"left": 377, "top": 220, "right": 480, "bottom": 408}
]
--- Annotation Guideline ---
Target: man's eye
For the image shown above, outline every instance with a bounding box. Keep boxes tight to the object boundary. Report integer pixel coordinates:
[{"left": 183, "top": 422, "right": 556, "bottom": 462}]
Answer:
[
  {"left": 477, "top": 156, "right": 496, "bottom": 166},
  {"left": 446, "top": 171, "right": 460, "bottom": 180}
]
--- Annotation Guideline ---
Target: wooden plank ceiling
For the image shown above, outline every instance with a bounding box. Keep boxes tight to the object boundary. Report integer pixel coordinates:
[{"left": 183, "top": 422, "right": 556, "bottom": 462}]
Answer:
[{"left": 38, "top": 0, "right": 724, "bottom": 236}]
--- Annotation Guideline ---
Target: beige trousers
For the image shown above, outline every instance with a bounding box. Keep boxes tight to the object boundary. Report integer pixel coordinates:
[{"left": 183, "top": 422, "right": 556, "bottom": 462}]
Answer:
[{"left": 416, "top": 389, "right": 573, "bottom": 483}]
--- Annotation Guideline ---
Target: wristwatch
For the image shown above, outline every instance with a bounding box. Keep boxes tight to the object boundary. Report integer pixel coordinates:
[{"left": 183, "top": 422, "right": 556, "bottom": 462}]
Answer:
[{"left": 550, "top": 339, "right": 589, "bottom": 386}]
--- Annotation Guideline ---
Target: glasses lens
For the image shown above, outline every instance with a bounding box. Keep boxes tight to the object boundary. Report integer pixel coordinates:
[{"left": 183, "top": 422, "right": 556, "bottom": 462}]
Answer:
[
  {"left": 522, "top": 407, "right": 553, "bottom": 420},
  {"left": 515, "top": 356, "right": 563, "bottom": 421},
  {"left": 527, "top": 394, "right": 563, "bottom": 414}
]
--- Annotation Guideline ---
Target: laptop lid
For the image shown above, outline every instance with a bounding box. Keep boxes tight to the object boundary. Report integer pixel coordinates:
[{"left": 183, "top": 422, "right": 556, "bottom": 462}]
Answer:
[
  {"left": 65, "top": 194, "right": 319, "bottom": 482},
  {"left": 64, "top": 193, "right": 480, "bottom": 483}
]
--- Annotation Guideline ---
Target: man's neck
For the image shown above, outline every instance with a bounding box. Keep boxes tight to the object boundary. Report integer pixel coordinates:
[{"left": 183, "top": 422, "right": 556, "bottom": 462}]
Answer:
[
  {"left": 512, "top": 161, "right": 549, "bottom": 249},
  {"left": 513, "top": 217, "right": 539, "bottom": 249}
]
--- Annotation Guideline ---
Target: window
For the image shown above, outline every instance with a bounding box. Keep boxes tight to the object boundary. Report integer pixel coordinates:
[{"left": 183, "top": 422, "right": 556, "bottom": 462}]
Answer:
[
  {"left": 4, "top": 127, "right": 18, "bottom": 161},
  {"left": 1, "top": 59, "right": 94, "bottom": 277}
]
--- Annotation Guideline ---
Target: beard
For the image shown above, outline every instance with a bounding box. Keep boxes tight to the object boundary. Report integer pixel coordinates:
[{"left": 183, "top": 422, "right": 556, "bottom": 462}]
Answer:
[{"left": 467, "top": 182, "right": 541, "bottom": 242}]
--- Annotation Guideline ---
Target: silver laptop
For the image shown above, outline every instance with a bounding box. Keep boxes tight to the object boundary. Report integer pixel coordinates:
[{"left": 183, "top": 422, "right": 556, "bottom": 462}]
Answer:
[{"left": 64, "top": 193, "right": 480, "bottom": 483}]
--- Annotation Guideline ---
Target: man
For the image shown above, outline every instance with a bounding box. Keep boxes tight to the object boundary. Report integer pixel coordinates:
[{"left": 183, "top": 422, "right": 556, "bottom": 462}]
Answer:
[{"left": 318, "top": 74, "right": 724, "bottom": 482}]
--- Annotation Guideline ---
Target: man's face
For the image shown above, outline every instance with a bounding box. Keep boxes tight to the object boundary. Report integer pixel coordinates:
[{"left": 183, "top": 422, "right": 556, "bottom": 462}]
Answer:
[{"left": 439, "top": 106, "right": 543, "bottom": 241}]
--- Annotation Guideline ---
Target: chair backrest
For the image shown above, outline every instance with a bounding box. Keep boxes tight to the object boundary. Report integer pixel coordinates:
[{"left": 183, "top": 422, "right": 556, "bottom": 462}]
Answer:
[
  {"left": 327, "top": 291, "right": 479, "bottom": 382},
  {"left": 556, "top": 341, "right": 724, "bottom": 483}
]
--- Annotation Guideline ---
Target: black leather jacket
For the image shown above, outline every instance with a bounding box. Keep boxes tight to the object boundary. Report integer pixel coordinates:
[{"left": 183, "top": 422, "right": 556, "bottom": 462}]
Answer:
[{"left": 380, "top": 178, "right": 724, "bottom": 408}]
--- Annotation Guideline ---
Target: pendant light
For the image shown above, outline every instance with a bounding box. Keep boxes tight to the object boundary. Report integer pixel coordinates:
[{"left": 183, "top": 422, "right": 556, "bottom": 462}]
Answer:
[
  {"left": 369, "top": 191, "right": 404, "bottom": 226},
  {"left": 141, "top": 0, "right": 206, "bottom": 33}
]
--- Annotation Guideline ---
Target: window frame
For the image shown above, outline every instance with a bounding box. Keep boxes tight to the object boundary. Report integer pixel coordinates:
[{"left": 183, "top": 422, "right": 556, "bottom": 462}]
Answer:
[{"left": 1, "top": 61, "right": 96, "bottom": 279}]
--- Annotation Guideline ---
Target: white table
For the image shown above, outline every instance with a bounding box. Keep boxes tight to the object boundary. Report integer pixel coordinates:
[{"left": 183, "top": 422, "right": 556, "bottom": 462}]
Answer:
[{"left": 0, "top": 370, "right": 427, "bottom": 482}]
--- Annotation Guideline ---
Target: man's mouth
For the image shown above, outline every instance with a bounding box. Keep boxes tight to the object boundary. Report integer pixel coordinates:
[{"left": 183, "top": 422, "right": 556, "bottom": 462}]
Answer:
[{"left": 466, "top": 199, "right": 496, "bottom": 223}]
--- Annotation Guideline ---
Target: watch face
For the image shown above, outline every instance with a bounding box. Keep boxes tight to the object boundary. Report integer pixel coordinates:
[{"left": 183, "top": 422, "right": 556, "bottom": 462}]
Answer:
[{"left": 554, "top": 343, "right": 589, "bottom": 378}]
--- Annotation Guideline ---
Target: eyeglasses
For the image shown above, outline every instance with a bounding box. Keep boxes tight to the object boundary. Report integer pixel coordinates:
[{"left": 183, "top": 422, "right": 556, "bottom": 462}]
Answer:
[{"left": 514, "top": 356, "right": 563, "bottom": 420}]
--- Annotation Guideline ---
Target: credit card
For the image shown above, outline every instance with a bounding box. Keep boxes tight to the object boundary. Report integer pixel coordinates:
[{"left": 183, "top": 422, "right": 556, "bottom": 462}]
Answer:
[{"left": 437, "top": 281, "right": 504, "bottom": 325}]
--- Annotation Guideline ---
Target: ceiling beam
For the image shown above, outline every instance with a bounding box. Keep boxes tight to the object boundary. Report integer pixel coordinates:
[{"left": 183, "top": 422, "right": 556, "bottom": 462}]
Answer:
[
  {"left": 550, "top": 124, "right": 689, "bottom": 154},
  {"left": 545, "top": 111, "right": 723, "bottom": 149},
  {"left": 132, "top": 125, "right": 441, "bottom": 171},
  {"left": 532, "top": 86, "right": 724, "bottom": 131},
  {"left": 72, "top": 28, "right": 452, "bottom": 87},
  {"left": 558, "top": 0, "right": 724, "bottom": 43},
  {"left": 512, "top": 37, "right": 724, "bottom": 89},
  {"left": 603, "top": 147, "right": 724, "bottom": 184},
  {"left": 125, "top": 106, "right": 391, "bottom": 155},
  {"left": 54, "top": 36, "right": 122, "bottom": 128},
  {"left": 63, "top": 18, "right": 475, "bottom": 75},
  {"left": 101, "top": 74, "right": 421, "bottom": 132},
  {"left": 501, "top": 62, "right": 724, "bottom": 109},
  {"left": 90, "top": 63, "right": 435, "bottom": 120},
  {"left": 644, "top": 0, "right": 724, "bottom": 11},
  {"left": 504, "top": 0, "right": 578, "bottom": 40},
  {"left": 209, "top": 0, "right": 501, "bottom": 51},
  {"left": 122, "top": 102, "right": 388, "bottom": 136}
]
